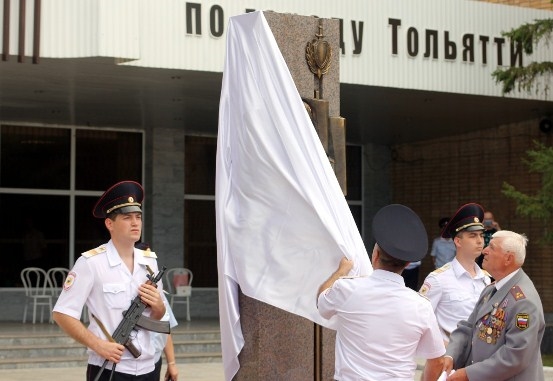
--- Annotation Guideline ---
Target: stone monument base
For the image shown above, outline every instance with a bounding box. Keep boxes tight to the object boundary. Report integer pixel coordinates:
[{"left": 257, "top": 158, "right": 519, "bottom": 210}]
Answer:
[{"left": 235, "top": 291, "right": 335, "bottom": 380}]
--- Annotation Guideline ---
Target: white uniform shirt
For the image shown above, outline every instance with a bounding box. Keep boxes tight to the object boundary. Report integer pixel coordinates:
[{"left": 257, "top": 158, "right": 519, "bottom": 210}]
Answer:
[
  {"left": 318, "top": 269, "right": 445, "bottom": 381},
  {"left": 419, "top": 258, "right": 490, "bottom": 342},
  {"left": 153, "top": 296, "right": 178, "bottom": 363},
  {"left": 53, "top": 240, "right": 164, "bottom": 376}
]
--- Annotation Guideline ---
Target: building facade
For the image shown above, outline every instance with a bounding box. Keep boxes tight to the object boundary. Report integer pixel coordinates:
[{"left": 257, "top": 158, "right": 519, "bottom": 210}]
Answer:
[{"left": 0, "top": 0, "right": 552, "bottom": 320}]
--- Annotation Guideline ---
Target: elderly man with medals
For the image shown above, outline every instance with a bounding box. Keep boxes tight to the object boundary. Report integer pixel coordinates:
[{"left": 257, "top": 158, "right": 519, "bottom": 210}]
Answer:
[{"left": 443, "top": 230, "right": 545, "bottom": 381}]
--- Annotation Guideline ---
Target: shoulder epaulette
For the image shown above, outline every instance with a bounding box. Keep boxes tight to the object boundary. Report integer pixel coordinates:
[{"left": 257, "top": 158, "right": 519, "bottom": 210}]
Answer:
[
  {"left": 417, "top": 292, "right": 430, "bottom": 301},
  {"left": 510, "top": 285, "right": 526, "bottom": 301},
  {"left": 430, "top": 263, "right": 451, "bottom": 275},
  {"left": 138, "top": 248, "right": 158, "bottom": 259},
  {"left": 82, "top": 245, "right": 107, "bottom": 258}
]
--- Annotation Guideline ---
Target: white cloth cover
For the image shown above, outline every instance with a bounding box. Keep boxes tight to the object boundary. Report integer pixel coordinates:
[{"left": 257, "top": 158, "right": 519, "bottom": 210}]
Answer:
[{"left": 215, "top": 11, "right": 373, "bottom": 381}]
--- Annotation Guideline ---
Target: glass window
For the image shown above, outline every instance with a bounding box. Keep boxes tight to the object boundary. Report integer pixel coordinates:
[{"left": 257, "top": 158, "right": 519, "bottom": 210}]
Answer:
[
  {"left": 0, "top": 125, "right": 143, "bottom": 286},
  {"left": 349, "top": 204, "right": 362, "bottom": 232},
  {"left": 346, "top": 145, "right": 362, "bottom": 201},
  {"left": 1, "top": 125, "right": 70, "bottom": 189},
  {"left": 184, "top": 199, "right": 217, "bottom": 287},
  {"left": 185, "top": 136, "right": 216, "bottom": 195},
  {"left": 76, "top": 129, "right": 143, "bottom": 191},
  {"left": 75, "top": 196, "right": 110, "bottom": 256},
  {"left": 0, "top": 194, "right": 69, "bottom": 286}
]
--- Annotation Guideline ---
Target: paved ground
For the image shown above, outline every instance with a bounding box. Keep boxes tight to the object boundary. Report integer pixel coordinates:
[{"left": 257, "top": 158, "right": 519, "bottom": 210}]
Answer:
[
  {"left": 1, "top": 361, "right": 553, "bottom": 381},
  {"left": 1, "top": 321, "right": 551, "bottom": 381},
  {"left": 0, "top": 362, "right": 225, "bottom": 381}
]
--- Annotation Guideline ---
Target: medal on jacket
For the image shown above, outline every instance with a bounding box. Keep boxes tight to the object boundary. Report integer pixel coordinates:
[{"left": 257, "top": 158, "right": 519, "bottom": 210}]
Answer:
[{"left": 478, "top": 299, "right": 508, "bottom": 344}]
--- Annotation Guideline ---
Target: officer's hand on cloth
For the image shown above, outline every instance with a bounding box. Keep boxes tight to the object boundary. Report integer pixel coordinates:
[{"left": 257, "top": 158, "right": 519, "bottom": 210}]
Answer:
[
  {"left": 94, "top": 339, "right": 125, "bottom": 364},
  {"left": 139, "top": 283, "right": 166, "bottom": 318},
  {"left": 336, "top": 257, "right": 354, "bottom": 276},
  {"left": 165, "top": 364, "right": 178, "bottom": 381},
  {"left": 317, "top": 257, "right": 355, "bottom": 298}
]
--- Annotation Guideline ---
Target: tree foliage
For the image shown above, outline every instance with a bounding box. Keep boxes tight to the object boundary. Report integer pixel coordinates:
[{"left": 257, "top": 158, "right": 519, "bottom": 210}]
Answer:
[
  {"left": 492, "top": 19, "right": 553, "bottom": 94},
  {"left": 493, "top": 16, "right": 553, "bottom": 243},
  {"left": 502, "top": 142, "right": 553, "bottom": 242}
]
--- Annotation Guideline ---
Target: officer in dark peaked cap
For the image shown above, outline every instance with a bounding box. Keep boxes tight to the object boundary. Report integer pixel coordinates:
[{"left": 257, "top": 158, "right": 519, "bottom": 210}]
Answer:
[
  {"left": 318, "top": 204, "right": 445, "bottom": 381},
  {"left": 441, "top": 202, "right": 485, "bottom": 240},
  {"left": 53, "top": 180, "right": 167, "bottom": 381},
  {"left": 92, "top": 180, "right": 144, "bottom": 218},
  {"left": 420, "top": 202, "right": 491, "bottom": 347},
  {"left": 372, "top": 203, "right": 429, "bottom": 262}
]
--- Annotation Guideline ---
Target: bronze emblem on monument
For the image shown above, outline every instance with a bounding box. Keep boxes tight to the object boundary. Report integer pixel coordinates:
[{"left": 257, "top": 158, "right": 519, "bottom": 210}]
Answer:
[
  {"left": 306, "top": 20, "right": 333, "bottom": 80},
  {"left": 303, "top": 18, "right": 346, "bottom": 195}
]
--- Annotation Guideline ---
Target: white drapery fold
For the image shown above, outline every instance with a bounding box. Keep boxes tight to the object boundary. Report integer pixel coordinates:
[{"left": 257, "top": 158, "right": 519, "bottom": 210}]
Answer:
[{"left": 215, "top": 11, "right": 372, "bottom": 381}]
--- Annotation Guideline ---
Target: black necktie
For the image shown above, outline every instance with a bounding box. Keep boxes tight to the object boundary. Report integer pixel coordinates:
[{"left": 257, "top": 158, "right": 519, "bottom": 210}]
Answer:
[{"left": 489, "top": 286, "right": 497, "bottom": 299}]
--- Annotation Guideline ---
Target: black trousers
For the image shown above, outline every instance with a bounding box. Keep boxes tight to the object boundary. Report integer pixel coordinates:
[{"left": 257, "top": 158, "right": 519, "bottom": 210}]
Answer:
[
  {"left": 87, "top": 363, "right": 158, "bottom": 381},
  {"left": 153, "top": 357, "right": 162, "bottom": 380}
]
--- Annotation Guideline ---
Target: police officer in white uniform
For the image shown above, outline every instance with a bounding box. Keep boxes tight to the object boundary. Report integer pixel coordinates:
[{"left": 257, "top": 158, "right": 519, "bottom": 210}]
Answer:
[
  {"left": 419, "top": 203, "right": 491, "bottom": 345},
  {"left": 53, "top": 181, "right": 166, "bottom": 381},
  {"left": 318, "top": 204, "right": 445, "bottom": 381}
]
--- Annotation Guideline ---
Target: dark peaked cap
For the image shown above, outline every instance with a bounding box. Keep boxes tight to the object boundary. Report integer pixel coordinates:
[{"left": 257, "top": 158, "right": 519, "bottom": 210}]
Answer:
[
  {"left": 92, "top": 181, "right": 144, "bottom": 218},
  {"left": 372, "top": 204, "right": 428, "bottom": 262},
  {"left": 441, "top": 202, "right": 484, "bottom": 239}
]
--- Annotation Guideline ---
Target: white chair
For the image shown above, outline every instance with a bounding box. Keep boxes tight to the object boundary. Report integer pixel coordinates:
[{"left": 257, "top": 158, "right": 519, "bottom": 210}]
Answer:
[
  {"left": 20, "top": 267, "right": 54, "bottom": 324},
  {"left": 46, "top": 267, "right": 69, "bottom": 297},
  {"left": 164, "top": 268, "right": 193, "bottom": 321}
]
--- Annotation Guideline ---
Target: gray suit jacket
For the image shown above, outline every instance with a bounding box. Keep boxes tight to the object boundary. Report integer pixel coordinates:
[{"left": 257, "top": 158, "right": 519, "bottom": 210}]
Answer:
[{"left": 446, "top": 269, "right": 545, "bottom": 381}]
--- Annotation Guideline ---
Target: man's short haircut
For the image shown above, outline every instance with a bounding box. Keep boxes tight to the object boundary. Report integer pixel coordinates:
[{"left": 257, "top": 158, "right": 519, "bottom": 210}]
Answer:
[{"left": 376, "top": 244, "right": 408, "bottom": 270}]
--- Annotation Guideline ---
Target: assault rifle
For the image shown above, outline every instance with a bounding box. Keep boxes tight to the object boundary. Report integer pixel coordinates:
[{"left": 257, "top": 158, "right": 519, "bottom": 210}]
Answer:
[{"left": 93, "top": 266, "right": 170, "bottom": 381}]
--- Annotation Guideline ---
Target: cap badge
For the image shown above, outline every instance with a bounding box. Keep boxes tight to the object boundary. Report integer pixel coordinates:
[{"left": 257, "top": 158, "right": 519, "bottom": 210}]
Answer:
[
  {"left": 128, "top": 196, "right": 134, "bottom": 203},
  {"left": 474, "top": 217, "right": 480, "bottom": 222}
]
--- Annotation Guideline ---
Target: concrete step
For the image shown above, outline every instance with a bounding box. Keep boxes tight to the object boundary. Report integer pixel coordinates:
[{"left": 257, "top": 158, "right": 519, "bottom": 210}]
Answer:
[
  {"left": 0, "top": 327, "right": 222, "bottom": 369},
  {"left": 0, "top": 330, "right": 220, "bottom": 346}
]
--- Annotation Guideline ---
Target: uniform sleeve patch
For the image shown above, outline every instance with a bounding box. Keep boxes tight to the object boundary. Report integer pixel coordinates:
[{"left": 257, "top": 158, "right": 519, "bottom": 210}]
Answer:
[
  {"left": 516, "top": 313, "right": 529, "bottom": 330},
  {"left": 419, "top": 282, "right": 431, "bottom": 295},
  {"left": 510, "top": 285, "right": 526, "bottom": 301},
  {"left": 63, "top": 271, "right": 77, "bottom": 291},
  {"left": 82, "top": 245, "right": 107, "bottom": 258}
]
